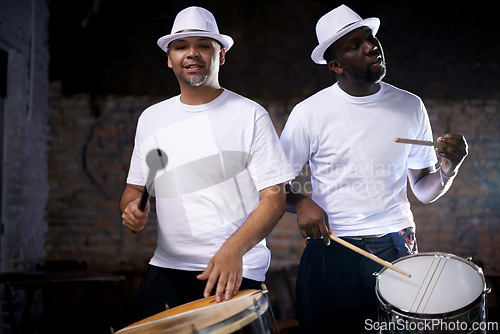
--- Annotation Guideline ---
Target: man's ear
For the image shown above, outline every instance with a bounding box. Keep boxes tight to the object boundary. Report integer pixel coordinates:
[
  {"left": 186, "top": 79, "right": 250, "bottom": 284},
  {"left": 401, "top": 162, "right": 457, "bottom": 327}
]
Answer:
[
  {"left": 167, "top": 52, "right": 173, "bottom": 69},
  {"left": 328, "top": 60, "right": 343, "bottom": 74},
  {"left": 219, "top": 48, "right": 226, "bottom": 66}
]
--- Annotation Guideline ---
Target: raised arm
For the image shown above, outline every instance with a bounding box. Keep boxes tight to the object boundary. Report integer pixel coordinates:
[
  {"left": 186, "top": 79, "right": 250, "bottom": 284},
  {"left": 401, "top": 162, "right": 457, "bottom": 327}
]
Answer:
[{"left": 408, "top": 134, "right": 468, "bottom": 204}]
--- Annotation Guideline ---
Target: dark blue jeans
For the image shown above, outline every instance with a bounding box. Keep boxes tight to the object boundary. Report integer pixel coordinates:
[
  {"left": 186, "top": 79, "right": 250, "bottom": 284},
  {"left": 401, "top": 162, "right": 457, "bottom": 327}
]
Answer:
[{"left": 295, "top": 231, "right": 415, "bottom": 334}]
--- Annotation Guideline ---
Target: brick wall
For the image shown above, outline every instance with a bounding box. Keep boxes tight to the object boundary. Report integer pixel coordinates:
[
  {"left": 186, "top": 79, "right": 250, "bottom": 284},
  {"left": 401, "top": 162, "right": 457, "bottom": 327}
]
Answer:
[
  {"left": 0, "top": 0, "right": 50, "bottom": 331},
  {"left": 45, "top": 91, "right": 500, "bottom": 277},
  {"left": 44, "top": 91, "right": 500, "bottom": 329},
  {"left": 47, "top": 82, "right": 159, "bottom": 271},
  {"left": 0, "top": 0, "right": 50, "bottom": 271},
  {"left": 411, "top": 100, "right": 500, "bottom": 275}
]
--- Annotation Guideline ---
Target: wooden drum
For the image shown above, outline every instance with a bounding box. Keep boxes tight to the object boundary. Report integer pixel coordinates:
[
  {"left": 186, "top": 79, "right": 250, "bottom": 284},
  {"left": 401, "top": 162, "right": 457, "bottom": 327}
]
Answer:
[{"left": 117, "top": 289, "right": 277, "bottom": 333}]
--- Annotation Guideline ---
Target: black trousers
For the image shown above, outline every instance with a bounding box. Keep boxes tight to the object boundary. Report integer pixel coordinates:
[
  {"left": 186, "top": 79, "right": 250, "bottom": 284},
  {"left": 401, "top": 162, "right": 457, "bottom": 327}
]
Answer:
[
  {"left": 131, "top": 265, "right": 262, "bottom": 324},
  {"left": 295, "top": 232, "right": 414, "bottom": 334}
]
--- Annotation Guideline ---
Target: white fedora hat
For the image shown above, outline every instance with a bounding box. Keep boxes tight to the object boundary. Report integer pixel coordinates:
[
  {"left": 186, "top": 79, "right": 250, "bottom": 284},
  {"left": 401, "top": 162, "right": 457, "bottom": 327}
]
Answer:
[
  {"left": 157, "top": 6, "right": 234, "bottom": 53},
  {"left": 311, "top": 4, "right": 380, "bottom": 65}
]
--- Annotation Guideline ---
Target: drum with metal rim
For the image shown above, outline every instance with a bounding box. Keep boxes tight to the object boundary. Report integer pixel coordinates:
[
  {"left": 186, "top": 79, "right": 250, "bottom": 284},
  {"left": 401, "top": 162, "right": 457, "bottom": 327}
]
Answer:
[
  {"left": 375, "top": 252, "right": 489, "bottom": 333},
  {"left": 116, "top": 289, "right": 277, "bottom": 333}
]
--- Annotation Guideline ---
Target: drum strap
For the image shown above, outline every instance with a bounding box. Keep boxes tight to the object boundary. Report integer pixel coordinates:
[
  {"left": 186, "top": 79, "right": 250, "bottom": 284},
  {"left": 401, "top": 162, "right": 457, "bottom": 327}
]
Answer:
[{"left": 398, "top": 227, "right": 417, "bottom": 253}]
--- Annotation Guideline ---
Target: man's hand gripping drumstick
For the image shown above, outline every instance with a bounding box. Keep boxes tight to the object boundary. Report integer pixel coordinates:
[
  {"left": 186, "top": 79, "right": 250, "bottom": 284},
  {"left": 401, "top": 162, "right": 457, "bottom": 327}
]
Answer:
[
  {"left": 288, "top": 187, "right": 410, "bottom": 277},
  {"left": 121, "top": 149, "right": 168, "bottom": 233},
  {"left": 329, "top": 233, "right": 411, "bottom": 277},
  {"left": 395, "top": 134, "right": 468, "bottom": 176},
  {"left": 396, "top": 134, "right": 468, "bottom": 203}
]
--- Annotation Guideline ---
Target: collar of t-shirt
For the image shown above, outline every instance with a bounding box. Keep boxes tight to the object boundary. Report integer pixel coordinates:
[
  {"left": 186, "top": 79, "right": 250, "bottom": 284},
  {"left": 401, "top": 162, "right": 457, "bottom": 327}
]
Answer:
[
  {"left": 175, "top": 89, "right": 229, "bottom": 113},
  {"left": 332, "top": 81, "right": 386, "bottom": 104}
]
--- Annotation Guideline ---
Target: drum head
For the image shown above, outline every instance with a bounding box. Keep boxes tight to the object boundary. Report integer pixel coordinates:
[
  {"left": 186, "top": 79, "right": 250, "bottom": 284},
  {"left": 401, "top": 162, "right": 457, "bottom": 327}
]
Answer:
[
  {"left": 376, "top": 253, "right": 485, "bottom": 315},
  {"left": 118, "top": 290, "right": 266, "bottom": 333}
]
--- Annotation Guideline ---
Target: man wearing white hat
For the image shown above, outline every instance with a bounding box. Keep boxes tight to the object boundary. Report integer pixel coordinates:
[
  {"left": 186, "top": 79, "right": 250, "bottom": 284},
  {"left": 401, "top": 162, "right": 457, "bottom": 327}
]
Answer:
[
  {"left": 280, "top": 4, "right": 468, "bottom": 332},
  {"left": 121, "top": 6, "right": 293, "bottom": 322}
]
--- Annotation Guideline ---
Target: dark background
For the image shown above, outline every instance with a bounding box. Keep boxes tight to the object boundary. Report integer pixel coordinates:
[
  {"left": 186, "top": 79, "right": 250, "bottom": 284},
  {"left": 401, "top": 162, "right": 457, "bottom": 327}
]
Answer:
[
  {"left": 49, "top": 0, "right": 500, "bottom": 101},
  {"left": 37, "top": 1, "right": 500, "bottom": 332}
]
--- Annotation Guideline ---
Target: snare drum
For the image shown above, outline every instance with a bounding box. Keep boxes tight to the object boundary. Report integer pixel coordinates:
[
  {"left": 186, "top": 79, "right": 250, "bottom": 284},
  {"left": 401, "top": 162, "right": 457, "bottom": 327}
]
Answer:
[
  {"left": 116, "top": 289, "right": 277, "bottom": 333},
  {"left": 376, "top": 253, "right": 489, "bottom": 333}
]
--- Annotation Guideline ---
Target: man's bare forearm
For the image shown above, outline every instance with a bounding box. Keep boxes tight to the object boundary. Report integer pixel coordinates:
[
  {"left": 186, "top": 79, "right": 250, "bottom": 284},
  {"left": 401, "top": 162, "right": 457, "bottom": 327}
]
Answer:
[
  {"left": 226, "top": 184, "right": 286, "bottom": 255},
  {"left": 120, "top": 184, "right": 144, "bottom": 213},
  {"left": 285, "top": 183, "right": 309, "bottom": 213}
]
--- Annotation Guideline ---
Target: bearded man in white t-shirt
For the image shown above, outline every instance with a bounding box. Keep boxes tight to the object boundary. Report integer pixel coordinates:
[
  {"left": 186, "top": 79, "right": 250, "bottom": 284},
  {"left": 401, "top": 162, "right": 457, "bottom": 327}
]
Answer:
[
  {"left": 280, "top": 5, "right": 468, "bottom": 333},
  {"left": 120, "top": 6, "right": 293, "bottom": 324}
]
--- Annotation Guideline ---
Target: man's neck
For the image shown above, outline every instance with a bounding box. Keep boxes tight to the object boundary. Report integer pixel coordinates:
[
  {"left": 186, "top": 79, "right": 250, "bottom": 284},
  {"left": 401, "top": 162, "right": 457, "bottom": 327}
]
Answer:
[
  {"left": 179, "top": 85, "right": 224, "bottom": 105},
  {"left": 338, "top": 80, "right": 381, "bottom": 97}
]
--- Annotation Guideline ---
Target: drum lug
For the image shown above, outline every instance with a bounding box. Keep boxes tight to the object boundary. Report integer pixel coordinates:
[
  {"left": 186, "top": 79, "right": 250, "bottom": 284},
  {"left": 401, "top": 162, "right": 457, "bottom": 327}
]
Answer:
[
  {"left": 467, "top": 256, "right": 473, "bottom": 261},
  {"left": 191, "top": 324, "right": 199, "bottom": 334},
  {"left": 251, "top": 297, "right": 260, "bottom": 311},
  {"left": 261, "top": 283, "right": 269, "bottom": 295}
]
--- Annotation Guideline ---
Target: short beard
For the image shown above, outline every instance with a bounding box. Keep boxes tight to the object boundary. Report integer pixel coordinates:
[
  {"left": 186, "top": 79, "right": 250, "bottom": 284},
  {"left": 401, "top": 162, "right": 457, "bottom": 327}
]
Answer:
[
  {"left": 344, "top": 62, "right": 387, "bottom": 85},
  {"left": 372, "top": 64, "right": 387, "bottom": 83},
  {"left": 184, "top": 74, "right": 208, "bottom": 87}
]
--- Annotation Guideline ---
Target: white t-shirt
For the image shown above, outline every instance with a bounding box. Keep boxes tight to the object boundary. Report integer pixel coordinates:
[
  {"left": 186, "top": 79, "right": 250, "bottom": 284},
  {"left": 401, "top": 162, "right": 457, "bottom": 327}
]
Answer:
[
  {"left": 127, "top": 89, "right": 293, "bottom": 281},
  {"left": 280, "top": 82, "right": 438, "bottom": 237}
]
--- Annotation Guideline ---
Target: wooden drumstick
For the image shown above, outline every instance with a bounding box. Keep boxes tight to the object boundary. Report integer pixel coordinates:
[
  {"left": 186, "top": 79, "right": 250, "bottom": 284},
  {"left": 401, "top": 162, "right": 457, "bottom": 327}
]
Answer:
[
  {"left": 329, "top": 233, "right": 411, "bottom": 278},
  {"left": 395, "top": 137, "right": 447, "bottom": 149}
]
